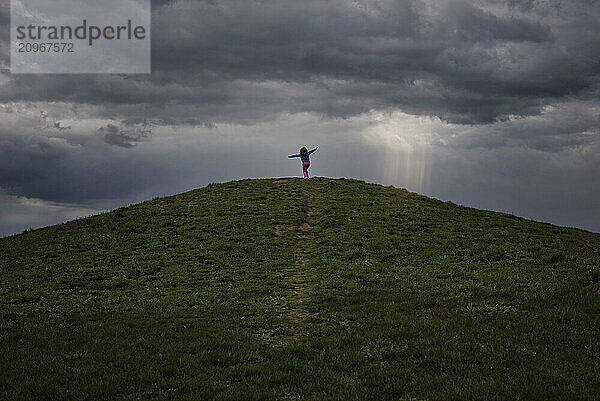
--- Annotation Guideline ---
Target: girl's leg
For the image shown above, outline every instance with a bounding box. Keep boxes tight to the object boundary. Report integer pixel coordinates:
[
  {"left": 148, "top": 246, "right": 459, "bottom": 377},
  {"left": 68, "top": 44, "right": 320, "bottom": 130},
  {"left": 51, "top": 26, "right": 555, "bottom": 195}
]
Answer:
[{"left": 303, "top": 162, "right": 310, "bottom": 178}]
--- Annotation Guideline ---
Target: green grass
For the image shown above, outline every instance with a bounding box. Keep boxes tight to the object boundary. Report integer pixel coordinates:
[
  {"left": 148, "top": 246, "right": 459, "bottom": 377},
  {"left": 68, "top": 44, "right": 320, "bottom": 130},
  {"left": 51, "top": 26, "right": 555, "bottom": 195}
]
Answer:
[{"left": 1, "top": 178, "right": 599, "bottom": 400}]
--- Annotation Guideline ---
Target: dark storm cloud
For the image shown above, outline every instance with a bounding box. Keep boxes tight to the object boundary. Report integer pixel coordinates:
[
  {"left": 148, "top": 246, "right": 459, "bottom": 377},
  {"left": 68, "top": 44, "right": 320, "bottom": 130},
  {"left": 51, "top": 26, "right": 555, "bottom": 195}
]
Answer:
[
  {"left": 1, "top": 0, "right": 599, "bottom": 125},
  {"left": 443, "top": 100, "right": 600, "bottom": 152},
  {"left": 0, "top": 130, "right": 118, "bottom": 202},
  {"left": 0, "top": 5, "right": 8, "bottom": 26},
  {"left": 443, "top": 2, "right": 553, "bottom": 43},
  {"left": 99, "top": 123, "right": 151, "bottom": 148}
]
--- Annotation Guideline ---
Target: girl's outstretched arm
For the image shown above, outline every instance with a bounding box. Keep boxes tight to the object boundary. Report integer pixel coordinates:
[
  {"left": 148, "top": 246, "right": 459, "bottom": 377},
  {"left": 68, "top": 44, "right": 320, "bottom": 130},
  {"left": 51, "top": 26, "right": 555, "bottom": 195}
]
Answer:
[
  {"left": 308, "top": 146, "right": 318, "bottom": 154},
  {"left": 288, "top": 154, "right": 300, "bottom": 158}
]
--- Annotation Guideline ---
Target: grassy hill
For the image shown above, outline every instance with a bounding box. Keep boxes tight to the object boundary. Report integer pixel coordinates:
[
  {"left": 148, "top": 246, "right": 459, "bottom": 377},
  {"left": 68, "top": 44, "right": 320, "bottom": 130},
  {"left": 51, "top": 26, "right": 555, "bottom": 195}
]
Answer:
[{"left": 1, "top": 178, "right": 599, "bottom": 400}]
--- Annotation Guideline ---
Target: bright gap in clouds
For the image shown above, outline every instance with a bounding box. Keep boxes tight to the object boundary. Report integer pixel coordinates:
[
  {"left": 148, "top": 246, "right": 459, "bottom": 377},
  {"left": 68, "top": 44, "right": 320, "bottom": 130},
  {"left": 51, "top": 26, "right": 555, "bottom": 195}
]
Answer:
[
  {"left": 363, "top": 111, "right": 434, "bottom": 195},
  {"left": 0, "top": 191, "right": 103, "bottom": 237}
]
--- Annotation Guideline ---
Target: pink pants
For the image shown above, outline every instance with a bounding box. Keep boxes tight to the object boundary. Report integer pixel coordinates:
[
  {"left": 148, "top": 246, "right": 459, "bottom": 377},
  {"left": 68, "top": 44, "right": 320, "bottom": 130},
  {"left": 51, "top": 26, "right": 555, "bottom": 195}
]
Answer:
[{"left": 302, "top": 161, "right": 310, "bottom": 178}]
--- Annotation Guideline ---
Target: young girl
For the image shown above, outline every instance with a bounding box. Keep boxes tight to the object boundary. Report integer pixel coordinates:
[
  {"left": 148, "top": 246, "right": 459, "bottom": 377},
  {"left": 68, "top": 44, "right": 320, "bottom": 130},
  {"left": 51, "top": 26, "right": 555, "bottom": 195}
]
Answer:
[{"left": 288, "top": 146, "right": 318, "bottom": 178}]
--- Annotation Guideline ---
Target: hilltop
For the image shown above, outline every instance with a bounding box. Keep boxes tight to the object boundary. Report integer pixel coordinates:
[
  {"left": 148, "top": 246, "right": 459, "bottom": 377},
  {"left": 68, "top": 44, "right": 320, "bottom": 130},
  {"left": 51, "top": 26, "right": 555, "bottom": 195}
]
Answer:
[{"left": 1, "top": 178, "right": 599, "bottom": 400}]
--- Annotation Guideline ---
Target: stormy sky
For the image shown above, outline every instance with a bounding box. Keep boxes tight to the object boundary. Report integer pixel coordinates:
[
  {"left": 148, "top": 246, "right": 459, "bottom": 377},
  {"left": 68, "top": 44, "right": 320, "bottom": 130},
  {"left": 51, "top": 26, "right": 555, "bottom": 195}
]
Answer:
[{"left": 1, "top": 0, "right": 599, "bottom": 236}]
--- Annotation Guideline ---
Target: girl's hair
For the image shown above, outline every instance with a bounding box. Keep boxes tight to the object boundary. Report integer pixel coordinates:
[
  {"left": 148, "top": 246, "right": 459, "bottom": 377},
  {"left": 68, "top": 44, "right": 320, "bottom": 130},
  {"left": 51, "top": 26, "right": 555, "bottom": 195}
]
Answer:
[{"left": 300, "top": 147, "right": 308, "bottom": 156}]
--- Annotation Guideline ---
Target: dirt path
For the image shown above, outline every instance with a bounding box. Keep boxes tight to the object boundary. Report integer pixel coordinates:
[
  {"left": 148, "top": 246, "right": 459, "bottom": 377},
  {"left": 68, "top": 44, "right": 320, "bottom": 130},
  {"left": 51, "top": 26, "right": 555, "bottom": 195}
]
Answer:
[{"left": 275, "top": 207, "right": 321, "bottom": 337}]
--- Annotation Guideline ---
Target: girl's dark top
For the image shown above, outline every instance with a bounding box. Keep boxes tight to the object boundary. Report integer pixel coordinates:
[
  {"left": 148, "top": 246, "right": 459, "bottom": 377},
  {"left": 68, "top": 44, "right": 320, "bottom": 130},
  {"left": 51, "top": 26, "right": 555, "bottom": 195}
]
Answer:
[{"left": 289, "top": 148, "right": 317, "bottom": 163}]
